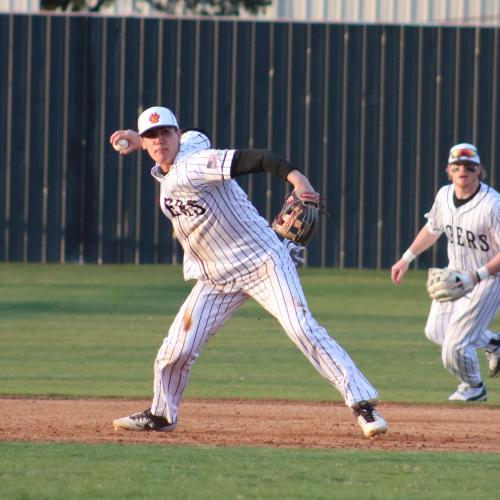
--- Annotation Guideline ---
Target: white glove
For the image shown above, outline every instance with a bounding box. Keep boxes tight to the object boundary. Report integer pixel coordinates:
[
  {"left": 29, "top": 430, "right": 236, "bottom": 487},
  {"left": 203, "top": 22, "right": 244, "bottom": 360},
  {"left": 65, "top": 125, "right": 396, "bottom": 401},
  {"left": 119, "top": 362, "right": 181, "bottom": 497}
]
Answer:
[
  {"left": 283, "top": 239, "right": 305, "bottom": 267},
  {"left": 426, "top": 268, "right": 474, "bottom": 302}
]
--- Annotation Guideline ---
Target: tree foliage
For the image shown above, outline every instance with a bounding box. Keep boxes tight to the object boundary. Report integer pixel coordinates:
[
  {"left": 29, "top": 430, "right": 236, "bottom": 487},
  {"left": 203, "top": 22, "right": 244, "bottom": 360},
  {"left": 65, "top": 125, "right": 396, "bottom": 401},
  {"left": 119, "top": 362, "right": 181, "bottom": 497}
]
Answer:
[
  {"left": 40, "top": 0, "right": 113, "bottom": 11},
  {"left": 40, "top": 0, "right": 272, "bottom": 15}
]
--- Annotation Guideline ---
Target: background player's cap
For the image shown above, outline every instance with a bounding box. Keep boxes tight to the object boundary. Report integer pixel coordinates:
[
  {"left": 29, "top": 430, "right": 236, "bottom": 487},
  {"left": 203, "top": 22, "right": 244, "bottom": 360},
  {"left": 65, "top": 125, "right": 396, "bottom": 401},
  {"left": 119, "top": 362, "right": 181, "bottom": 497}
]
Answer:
[
  {"left": 138, "top": 106, "right": 179, "bottom": 136},
  {"left": 448, "top": 143, "right": 480, "bottom": 165}
]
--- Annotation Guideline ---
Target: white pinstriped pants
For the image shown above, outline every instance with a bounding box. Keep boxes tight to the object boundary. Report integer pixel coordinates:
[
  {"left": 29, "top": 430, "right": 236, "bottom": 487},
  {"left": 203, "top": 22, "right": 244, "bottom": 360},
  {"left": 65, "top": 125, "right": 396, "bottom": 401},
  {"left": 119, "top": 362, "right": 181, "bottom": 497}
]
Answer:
[
  {"left": 425, "top": 276, "right": 500, "bottom": 386},
  {"left": 151, "top": 252, "right": 378, "bottom": 423}
]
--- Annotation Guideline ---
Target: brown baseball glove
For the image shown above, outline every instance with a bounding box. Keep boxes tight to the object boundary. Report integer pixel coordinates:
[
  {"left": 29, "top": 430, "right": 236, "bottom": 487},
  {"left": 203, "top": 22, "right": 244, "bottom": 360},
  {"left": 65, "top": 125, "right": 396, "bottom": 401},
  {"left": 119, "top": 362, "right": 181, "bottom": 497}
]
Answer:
[
  {"left": 271, "top": 191, "right": 322, "bottom": 245},
  {"left": 426, "top": 267, "right": 475, "bottom": 302}
]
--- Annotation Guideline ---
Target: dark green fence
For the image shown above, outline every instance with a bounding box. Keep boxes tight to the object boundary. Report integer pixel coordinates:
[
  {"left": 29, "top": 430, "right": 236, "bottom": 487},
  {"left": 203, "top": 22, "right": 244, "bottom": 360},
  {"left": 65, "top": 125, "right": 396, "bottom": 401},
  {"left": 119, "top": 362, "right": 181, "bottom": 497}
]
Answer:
[{"left": 1, "top": 13, "right": 499, "bottom": 267}]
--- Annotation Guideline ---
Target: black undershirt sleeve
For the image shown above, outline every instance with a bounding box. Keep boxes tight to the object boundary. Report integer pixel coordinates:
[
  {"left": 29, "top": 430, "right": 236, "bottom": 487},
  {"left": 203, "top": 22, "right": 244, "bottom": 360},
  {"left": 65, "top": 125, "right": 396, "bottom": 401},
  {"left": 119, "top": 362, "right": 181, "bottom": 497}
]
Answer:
[{"left": 230, "top": 149, "right": 297, "bottom": 181}]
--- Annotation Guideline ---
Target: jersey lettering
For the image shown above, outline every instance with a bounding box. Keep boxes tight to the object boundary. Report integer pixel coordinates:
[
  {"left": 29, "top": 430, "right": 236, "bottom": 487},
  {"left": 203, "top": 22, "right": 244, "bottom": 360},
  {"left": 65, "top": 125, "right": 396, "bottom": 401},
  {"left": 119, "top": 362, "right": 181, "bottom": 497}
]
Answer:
[
  {"left": 465, "top": 230, "right": 478, "bottom": 249},
  {"left": 478, "top": 234, "right": 490, "bottom": 251},
  {"left": 163, "top": 198, "right": 206, "bottom": 217},
  {"left": 445, "top": 225, "right": 454, "bottom": 244},
  {"left": 445, "top": 224, "right": 490, "bottom": 252}
]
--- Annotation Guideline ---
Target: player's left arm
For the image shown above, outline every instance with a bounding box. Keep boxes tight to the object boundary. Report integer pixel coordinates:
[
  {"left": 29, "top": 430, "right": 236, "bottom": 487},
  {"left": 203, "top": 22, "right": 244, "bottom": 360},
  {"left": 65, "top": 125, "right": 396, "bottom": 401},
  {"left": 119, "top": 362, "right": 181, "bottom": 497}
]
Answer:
[
  {"left": 458, "top": 203, "right": 500, "bottom": 286},
  {"left": 477, "top": 202, "right": 500, "bottom": 281},
  {"left": 426, "top": 252, "right": 500, "bottom": 292},
  {"left": 231, "top": 150, "right": 293, "bottom": 179},
  {"left": 231, "top": 150, "right": 320, "bottom": 247},
  {"left": 440, "top": 250, "right": 500, "bottom": 297},
  {"left": 231, "top": 150, "right": 315, "bottom": 194},
  {"left": 480, "top": 252, "right": 500, "bottom": 278}
]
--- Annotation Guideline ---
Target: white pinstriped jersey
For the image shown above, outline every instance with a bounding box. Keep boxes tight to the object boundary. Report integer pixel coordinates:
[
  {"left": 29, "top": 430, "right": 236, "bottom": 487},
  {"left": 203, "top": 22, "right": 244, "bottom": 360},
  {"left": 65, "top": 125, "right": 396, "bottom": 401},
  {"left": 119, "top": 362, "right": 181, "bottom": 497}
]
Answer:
[
  {"left": 145, "top": 130, "right": 379, "bottom": 418},
  {"left": 425, "top": 182, "right": 500, "bottom": 273},
  {"left": 151, "top": 135, "right": 284, "bottom": 285}
]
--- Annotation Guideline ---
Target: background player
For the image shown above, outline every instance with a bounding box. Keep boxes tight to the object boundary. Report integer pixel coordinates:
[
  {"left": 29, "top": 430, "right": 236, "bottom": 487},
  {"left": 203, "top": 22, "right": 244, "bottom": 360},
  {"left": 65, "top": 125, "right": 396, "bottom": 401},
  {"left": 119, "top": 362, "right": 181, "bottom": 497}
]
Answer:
[
  {"left": 391, "top": 143, "right": 500, "bottom": 401},
  {"left": 109, "top": 106, "right": 387, "bottom": 438}
]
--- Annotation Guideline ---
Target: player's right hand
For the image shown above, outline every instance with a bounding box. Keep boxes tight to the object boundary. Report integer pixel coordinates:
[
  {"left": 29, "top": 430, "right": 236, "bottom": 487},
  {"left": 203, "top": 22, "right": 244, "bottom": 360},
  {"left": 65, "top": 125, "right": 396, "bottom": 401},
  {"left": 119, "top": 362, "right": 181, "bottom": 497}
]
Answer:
[
  {"left": 109, "top": 129, "right": 142, "bottom": 155},
  {"left": 391, "top": 259, "right": 409, "bottom": 284}
]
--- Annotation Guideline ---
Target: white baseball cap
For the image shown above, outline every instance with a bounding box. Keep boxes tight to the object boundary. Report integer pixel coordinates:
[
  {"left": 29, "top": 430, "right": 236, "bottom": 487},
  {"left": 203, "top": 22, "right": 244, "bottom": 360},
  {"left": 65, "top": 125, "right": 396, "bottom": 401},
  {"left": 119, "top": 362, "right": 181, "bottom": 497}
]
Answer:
[
  {"left": 137, "top": 106, "right": 179, "bottom": 136},
  {"left": 448, "top": 143, "right": 480, "bottom": 165}
]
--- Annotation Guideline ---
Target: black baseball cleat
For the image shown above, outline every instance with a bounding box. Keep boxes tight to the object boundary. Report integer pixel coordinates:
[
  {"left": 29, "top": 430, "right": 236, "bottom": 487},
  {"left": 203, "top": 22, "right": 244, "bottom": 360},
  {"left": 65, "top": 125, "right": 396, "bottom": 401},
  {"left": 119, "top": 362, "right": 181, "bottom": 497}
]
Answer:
[
  {"left": 352, "top": 400, "right": 388, "bottom": 438},
  {"left": 113, "top": 409, "right": 177, "bottom": 432}
]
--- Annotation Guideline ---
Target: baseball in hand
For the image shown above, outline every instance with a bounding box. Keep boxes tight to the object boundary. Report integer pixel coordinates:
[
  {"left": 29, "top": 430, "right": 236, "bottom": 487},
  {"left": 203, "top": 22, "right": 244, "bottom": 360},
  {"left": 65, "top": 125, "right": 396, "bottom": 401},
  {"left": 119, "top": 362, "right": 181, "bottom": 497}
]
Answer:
[{"left": 113, "top": 138, "right": 129, "bottom": 152}]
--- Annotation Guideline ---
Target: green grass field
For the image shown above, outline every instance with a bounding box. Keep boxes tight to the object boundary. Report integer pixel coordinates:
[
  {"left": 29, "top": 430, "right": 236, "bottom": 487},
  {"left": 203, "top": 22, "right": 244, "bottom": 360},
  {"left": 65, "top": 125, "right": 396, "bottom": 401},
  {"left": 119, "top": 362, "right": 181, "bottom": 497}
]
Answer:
[
  {"left": 1, "top": 442, "right": 499, "bottom": 500},
  {"left": 1, "top": 263, "right": 499, "bottom": 499}
]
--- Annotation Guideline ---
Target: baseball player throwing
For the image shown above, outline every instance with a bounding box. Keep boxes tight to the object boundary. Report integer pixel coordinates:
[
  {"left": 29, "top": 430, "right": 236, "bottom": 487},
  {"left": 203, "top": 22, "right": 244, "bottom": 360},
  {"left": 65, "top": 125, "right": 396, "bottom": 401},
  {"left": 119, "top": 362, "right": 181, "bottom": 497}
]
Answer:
[
  {"left": 391, "top": 143, "right": 500, "bottom": 401},
  {"left": 109, "top": 106, "right": 387, "bottom": 438}
]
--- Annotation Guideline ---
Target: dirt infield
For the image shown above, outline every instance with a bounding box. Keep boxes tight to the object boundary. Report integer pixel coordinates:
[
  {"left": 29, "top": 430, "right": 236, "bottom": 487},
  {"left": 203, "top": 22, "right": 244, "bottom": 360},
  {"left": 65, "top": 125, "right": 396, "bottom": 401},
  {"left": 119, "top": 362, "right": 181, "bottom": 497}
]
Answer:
[{"left": 1, "top": 397, "right": 499, "bottom": 452}]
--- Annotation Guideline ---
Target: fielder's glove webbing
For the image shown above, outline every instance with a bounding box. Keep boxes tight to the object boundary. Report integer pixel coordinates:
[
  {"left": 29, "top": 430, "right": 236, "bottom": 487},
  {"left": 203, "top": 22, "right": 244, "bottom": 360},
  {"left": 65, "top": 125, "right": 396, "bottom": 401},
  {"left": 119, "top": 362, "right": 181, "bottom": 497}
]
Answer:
[{"left": 272, "top": 191, "right": 323, "bottom": 245}]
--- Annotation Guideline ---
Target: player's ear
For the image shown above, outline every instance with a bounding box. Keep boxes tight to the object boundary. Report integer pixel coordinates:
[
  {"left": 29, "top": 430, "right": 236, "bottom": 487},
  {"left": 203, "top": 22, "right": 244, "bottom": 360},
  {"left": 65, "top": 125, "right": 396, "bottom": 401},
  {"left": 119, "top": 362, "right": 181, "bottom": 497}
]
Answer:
[
  {"left": 141, "top": 137, "right": 147, "bottom": 150},
  {"left": 445, "top": 165, "right": 452, "bottom": 180}
]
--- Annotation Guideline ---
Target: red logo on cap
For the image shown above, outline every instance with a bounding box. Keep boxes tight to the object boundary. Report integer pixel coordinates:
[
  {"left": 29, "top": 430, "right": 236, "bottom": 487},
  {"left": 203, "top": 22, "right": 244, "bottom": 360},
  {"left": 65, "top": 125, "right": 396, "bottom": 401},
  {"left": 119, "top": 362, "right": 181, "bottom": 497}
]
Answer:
[
  {"left": 451, "top": 148, "right": 475, "bottom": 159},
  {"left": 149, "top": 112, "right": 160, "bottom": 124}
]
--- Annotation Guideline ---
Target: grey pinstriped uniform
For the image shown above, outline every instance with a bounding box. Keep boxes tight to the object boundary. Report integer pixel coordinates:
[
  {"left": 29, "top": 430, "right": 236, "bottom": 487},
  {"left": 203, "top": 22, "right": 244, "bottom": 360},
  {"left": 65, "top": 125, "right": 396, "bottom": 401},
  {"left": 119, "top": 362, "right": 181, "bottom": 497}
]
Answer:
[
  {"left": 424, "top": 182, "right": 500, "bottom": 385},
  {"left": 149, "top": 132, "right": 378, "bottom": 424}
]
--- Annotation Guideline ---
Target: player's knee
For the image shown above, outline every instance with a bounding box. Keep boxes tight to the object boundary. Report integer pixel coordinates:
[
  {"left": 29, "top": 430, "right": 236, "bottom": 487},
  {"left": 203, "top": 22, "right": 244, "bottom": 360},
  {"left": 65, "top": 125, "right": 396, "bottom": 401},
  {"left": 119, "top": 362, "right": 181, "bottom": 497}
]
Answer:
[{"left": 155, "top": 345, "right": 199, "bottom": 369}]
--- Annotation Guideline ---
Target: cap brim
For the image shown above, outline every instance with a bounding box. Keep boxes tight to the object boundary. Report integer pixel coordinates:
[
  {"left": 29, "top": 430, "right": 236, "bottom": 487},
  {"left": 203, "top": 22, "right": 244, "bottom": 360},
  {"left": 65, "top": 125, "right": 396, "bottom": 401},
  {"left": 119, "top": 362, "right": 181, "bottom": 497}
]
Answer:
[
  {"left": 449, "top": 160, "right": 480, "bottom": 165},
  {"left": 139, "top": 124, "right": 177, "bottom": 136}
]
